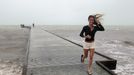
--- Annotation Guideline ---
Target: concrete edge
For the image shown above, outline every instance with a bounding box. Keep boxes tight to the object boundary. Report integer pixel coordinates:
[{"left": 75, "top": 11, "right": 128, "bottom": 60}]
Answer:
[
  {"left": 41, "top": 29, "right": 117, "bottom": 75},
  {"left": 22, "top": 28, "right": 31, "bottom": 75},
  {"left": 96, "top": 61, "right": 117, "bottom": 75}
]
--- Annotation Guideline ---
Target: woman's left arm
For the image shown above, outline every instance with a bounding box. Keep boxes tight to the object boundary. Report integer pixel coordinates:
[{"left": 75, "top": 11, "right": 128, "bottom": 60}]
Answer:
[
  {"left": 96, "top": 23, "right": 105, "bottom": 31},
  {"left": 95, "top": 17, "right": 105, "bottom": 31}
]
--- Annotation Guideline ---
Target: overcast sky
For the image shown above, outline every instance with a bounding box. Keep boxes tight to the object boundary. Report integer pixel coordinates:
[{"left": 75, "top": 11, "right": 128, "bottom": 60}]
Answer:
[{"left": 0, "top": 0, "right": 134, "bottom": 25}]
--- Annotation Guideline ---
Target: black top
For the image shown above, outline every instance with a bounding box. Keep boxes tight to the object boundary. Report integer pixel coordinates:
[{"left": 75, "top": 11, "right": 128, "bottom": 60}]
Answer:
[{"left": 80, "top": 24, "right": 105, "bottom": 42}]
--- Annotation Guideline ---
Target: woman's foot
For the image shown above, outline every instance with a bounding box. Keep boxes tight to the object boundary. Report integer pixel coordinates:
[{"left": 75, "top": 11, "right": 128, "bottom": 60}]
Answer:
[
  {"left": 81, "top": 55, "right": 84, "bottom": 63},
  {"left": 87, "top": 67, "right": 93, "bottom": 75}
]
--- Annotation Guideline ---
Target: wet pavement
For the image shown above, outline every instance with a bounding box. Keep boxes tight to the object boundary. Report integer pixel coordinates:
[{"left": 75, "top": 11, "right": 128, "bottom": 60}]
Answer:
[{"left": 27, "top": 27, "right": 111, "bottom": 75}]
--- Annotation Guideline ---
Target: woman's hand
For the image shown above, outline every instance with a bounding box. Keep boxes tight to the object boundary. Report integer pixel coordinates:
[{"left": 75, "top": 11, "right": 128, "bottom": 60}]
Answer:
[
  {"left": 85, "top": 35, "right": 91, "bottom": 39},
  {"left": 94, "top": 14, "right": 103, "bottom": 25},
  {"left": 95, "top": 18, "right": 101, "bottom": 25}
]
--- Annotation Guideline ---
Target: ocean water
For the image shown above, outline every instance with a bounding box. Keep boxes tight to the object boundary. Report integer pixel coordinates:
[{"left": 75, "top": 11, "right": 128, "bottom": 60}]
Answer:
[
  {"left": 0, "top": 26, "right": 30, "bottom": 75},
  {"left": 42, "top": 25, "right": 134, "bottom": 75}
]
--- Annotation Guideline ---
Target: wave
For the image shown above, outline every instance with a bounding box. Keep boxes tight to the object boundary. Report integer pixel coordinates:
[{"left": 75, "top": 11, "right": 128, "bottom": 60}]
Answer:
[{"left": 123, "top": 41, "right": 134, "bottom": 46}]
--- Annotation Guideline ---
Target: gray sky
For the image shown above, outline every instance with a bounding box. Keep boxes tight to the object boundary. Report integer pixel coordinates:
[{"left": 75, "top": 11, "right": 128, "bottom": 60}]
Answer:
[{"left": 0, "top": 0, "right": 134, "bottom": 25}]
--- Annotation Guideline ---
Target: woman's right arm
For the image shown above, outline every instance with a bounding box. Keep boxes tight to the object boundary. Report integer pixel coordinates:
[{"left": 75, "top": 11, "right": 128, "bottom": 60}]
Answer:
[{"left": 80, "top": 26, "right": 85, "bottom": 38}]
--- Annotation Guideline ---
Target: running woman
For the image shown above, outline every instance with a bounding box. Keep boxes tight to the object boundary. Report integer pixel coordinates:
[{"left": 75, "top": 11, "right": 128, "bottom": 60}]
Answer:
[{"left": 80, "top": 14, "right": 105, "bottom": 75}]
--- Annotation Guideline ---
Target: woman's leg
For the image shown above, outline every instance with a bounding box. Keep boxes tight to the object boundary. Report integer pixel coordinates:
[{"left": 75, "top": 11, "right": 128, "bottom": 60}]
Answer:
[
  {"left": 88, "top": 48, "right": 95, "bottom": 72},
  {"left": 81, "top": 49, "right": 89, "bottom": 63}
]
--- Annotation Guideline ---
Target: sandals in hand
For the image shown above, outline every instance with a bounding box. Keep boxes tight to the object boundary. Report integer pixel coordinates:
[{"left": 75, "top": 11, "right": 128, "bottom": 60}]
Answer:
[{"left": 81, "top": 54, "right": 84, "bottom": 63}]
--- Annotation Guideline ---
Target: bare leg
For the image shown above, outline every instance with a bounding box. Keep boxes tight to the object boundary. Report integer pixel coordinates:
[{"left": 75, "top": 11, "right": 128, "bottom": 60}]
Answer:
[
  {"left": 89, "top": 48, "right": 95, "bottom": 67},
  {"left": 81, "top": 49, "right": 88, "bottom": 63},
  {"left": 88, "top": 48, "right": 95, "bottom": 74}
]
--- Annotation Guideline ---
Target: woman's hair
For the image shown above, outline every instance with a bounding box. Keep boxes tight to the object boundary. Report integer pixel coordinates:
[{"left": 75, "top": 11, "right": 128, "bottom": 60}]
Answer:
[
  {"left": 88, "top": 14, "right": 103, "bottom": 25},
  {"left": 88, "top": 15, "right": 95, "bottom": 20},
  {"left": 88, "top": 15, "right": 97, "bottom": 25}
]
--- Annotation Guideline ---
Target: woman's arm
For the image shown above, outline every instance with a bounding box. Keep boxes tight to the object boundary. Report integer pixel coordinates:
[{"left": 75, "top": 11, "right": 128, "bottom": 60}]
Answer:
[
  {"left": 95, "top": 17, "right": 105, "bottom": 31},
  {"left": 96, "top": 24, "right": 105, "bottom": 31},
  {"left": 80, "top": 26, "right": 85, "bottom": 37}
]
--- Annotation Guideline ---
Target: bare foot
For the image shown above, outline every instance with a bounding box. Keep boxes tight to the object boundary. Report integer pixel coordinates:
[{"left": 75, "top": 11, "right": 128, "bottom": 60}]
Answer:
[{"left": 87, "top": 67, "right": 93, "bottom": 75}]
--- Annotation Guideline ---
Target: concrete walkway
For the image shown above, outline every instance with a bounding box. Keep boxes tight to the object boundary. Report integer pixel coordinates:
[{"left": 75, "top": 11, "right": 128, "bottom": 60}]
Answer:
[{"left": 27, "top": 27, "right": 111, "bottom": 75}]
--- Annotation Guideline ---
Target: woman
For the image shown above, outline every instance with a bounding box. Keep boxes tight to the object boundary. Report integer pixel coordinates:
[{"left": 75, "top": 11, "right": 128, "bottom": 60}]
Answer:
[{"left": 80, "top": 14, "right": 105, "bottom": 74}]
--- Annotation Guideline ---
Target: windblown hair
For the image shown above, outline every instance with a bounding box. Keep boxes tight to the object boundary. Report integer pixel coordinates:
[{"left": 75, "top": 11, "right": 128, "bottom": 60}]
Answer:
[
  {"left": 88, "top": 14, "right": 104, "bottom": 25},
  {"left": 94, "top": 14, "right": 103, "bottom": 21}
]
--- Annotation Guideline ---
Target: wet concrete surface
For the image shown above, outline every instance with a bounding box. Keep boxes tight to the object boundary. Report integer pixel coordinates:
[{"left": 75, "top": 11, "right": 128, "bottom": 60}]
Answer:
[{"left": 27, "top": 27, "right": 111, "bottom": 75}]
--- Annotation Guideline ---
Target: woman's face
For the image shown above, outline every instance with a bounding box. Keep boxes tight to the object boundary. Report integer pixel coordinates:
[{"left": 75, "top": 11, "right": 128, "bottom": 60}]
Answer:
[{"left": 89, "top": 17, "right": 94, "bottom": 26}]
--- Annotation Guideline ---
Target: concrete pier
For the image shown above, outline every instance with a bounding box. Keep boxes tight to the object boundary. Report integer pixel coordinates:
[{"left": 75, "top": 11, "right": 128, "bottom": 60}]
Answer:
[{"left": 27, "top": 27, "right": 112, "bottom": 75}]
